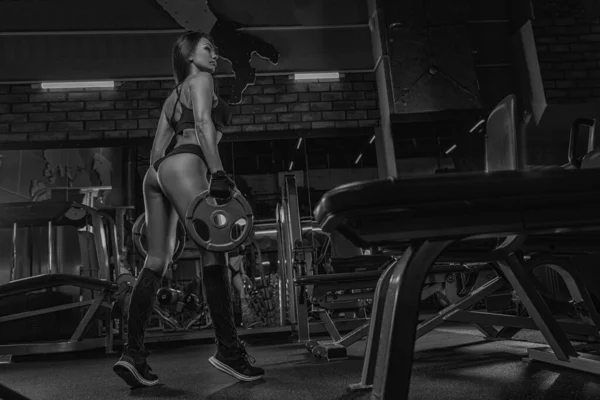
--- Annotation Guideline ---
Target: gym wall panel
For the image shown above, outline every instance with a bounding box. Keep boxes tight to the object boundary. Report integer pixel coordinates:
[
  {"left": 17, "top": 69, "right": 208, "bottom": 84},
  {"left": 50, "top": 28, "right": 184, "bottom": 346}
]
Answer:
[
  {"left": 381, "top": 0, "right": 482, "bottom": 115},
  {"left": 531, "top": 0, "right": 600, "bottom": 105}
]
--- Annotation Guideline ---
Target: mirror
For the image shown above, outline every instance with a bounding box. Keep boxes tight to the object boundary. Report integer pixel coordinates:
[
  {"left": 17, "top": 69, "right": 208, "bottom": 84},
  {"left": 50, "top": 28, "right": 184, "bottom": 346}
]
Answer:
[
  {"left": 304, "top": 133, "right": 378, "bottom": 266},
  {"left": 304, "top": 134, "right": 378, "bottom": 207},
  {"left": 229, "top": 137, "right": 310, "bottom": 326},
  {"left": 0, "top": 146, "right": 122, "bottom": 292},
  {"left": 0, "top": 147, "right": 120, "bottom": 205},
  {"left": 230, "top": 138, "right": 309, "bottom": 221},
  {"left": 390, "top": 117, "right": 486, "bottom": 175}
]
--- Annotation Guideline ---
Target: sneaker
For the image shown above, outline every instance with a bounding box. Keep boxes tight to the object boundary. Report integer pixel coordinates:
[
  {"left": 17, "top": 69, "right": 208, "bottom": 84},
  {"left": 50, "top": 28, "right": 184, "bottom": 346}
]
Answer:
[
  {"left": 113, "top": 348, "right": 159, "bottom": 388},
  {"left": 208, "top": 341, "right": 265, "bottom": 382}
]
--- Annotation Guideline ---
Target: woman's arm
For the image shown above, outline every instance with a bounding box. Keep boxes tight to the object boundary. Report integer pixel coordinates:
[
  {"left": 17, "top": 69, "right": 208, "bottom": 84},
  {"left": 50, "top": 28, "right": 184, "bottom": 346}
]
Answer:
[
  {"left": 149, "top": 111, "right": 175, "bottom": 167},
  {"left": 189, "top": 73, "right": 224, "bottom": 173}
]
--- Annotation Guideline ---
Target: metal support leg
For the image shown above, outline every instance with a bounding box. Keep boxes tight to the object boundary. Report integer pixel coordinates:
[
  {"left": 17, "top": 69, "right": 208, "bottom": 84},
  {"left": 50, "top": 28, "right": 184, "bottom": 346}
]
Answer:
[
  {"left": 416, "top": 276, "right": 506, "bottom": 338},
  {"left": 541, "top": 262, "right": 600, "bottom": 328},
  {"left": 315, "top": 280, "right": 442, "bottom": 363},
  {"left": 420, "top": 283, "right": 443, "bottom": 301},
  {"left": 47, "top": 221, "right": 53, "bottom": 274},
  {"left": 496, "top": 252, "right": 578, "bottom": 361},
  {"left": 296, "top": 285, "right": 310, "bottom": 342},
  {"left": 348, "top": 258, "right": 399, "bottom": 392},
  {"left": 372, "top": 240, "right": 453, "bottom": 400},
  {"left": 70, "top": 294, "right": 106, "bottom": 342},
  {"left": 318, "top": 311, "right": 342, "bottom": 341},
  {"left": 103, "top": 291, "right": 115, "bottom": 354},
  {"left": 505, "top": 252, "right": 600, "bottom": 375},
  {"left": 90, "top": 213, "right": 110, "bottom": 281},
  {"left": 10, "top": 223, "right": 17, "bottom": 282}
]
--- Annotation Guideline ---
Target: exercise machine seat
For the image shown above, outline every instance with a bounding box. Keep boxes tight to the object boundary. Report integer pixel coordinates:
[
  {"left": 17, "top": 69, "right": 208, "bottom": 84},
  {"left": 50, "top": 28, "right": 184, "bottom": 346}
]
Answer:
[
  {"left": 0, "top": 201, "right": 91, "bottom": 229},
  {"left": 313, "top": 169, "right": 600, "bottom": 245},
  {"left": 0, "top": 274, "right": 118, "bottom": 299}
]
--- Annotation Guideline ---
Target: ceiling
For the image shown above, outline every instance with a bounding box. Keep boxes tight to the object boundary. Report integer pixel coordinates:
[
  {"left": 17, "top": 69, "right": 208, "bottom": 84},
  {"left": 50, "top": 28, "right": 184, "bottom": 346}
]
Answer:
[{"left": 0, "top": 0, "right": 374, "bottom": 83}]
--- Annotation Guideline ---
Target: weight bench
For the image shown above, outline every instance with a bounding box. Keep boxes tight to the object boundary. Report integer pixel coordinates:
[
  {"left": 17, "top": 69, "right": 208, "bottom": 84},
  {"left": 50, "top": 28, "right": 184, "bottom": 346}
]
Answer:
[
  {"left": 0, "top": 273, "right": 117, "bottom": 357},
  {"left": 314, "top": 169, "right": 600, "bottom": 400}
]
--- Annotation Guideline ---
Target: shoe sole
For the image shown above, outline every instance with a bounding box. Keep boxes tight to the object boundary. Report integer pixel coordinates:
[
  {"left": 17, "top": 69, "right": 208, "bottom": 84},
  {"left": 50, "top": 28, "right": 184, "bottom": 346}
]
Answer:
[
  {"left": 208, "top": 356, "right": 264, "bottom": 382},
  {"left": 113, "top": 361, "right": 159, "bottom": 388}
]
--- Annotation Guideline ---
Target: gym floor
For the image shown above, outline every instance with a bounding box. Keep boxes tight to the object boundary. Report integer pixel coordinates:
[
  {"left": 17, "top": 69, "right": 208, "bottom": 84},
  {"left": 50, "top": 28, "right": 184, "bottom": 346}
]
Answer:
[{"left": 2, "top": 325, "right": 600, "bottom": 400}]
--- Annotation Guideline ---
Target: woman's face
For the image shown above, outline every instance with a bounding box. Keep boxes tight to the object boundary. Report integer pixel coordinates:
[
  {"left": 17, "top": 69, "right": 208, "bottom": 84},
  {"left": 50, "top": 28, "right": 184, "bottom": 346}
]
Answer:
[{"left": 190, "top": 37, "right": 218, "bottom": 73}]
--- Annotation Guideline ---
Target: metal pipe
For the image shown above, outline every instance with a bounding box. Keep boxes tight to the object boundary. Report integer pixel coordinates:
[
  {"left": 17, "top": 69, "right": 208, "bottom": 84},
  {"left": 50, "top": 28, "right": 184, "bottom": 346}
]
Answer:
[
  {"left": 468, "top": 20, "right": 511, "bottom": 24},
  {"left": 275, "top": 203, "right": 287, "bottom": 327},
  {"left": 101, "top": 212, "right": 121, "bottom": 281},
  {"left": 0, "top": 24, "right": 368, "bottom": 37},
  {"left": 48, "top": 221, "right": 53, "bottom": 274},
  {"left": 10, "top": 223, "right": 17, "bottom": 282},
  {"left": 0, "top": 69, "right": 375, "bottom": 86},
  {"left": 475, "top": 63, "right": 512, "bottom": 68},
  {"left": 283, "top": 175, "right": 302, "bottom": 326},
  {"left": 0, "top": 29, "right": 186, "bottom": 36},
  {"left": 238, "top": 24, "right": 368, "bottom": 32},
  {"left": 126, "top": 147, "right": 136, "bottom": 207},
  {"left": 56, "top": 226, "right": 63, "bottom": 274}
]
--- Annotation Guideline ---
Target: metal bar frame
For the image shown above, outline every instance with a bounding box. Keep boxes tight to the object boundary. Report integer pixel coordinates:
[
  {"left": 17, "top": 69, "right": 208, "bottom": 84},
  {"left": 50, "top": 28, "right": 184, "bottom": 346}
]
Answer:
[
  {"left": 347, "top": 260, "right": 398, "bottom": 392},
  {"left": 416, "top": 276, "right": 506, "bottom": 338},
  {"left": 0, "top": 300, "right": 96, "bottom": 323},
  {"left": 371, "top": 240, "right": 453, "bottom": 400},
  {"left": 0, "top": 290, "right": 114, "bottom": 356}
]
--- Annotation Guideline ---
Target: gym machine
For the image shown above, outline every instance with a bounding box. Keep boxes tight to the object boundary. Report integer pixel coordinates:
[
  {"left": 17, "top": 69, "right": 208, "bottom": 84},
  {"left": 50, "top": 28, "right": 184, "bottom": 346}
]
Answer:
[
  {"left": 314, "top": 169, "right": 600, "bottom": 400},
  {"left": 277, "top": 174, "right": 511, "bottom": 361},
  {"left": 313, "top": 92, "right": 600, "bottom": 399},
  {"left": 0, "top": 198, "right": 119, "bottom": 358}
]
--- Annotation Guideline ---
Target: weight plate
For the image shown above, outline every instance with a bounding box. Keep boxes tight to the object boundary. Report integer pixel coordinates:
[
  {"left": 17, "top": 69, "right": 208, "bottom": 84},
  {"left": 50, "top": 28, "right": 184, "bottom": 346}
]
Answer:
[
  {"left": 132, "top": 213, "right": 186, "bottom": 261},
  {"left": 185, "top": 189, "right": 254, "bottom": 252}
]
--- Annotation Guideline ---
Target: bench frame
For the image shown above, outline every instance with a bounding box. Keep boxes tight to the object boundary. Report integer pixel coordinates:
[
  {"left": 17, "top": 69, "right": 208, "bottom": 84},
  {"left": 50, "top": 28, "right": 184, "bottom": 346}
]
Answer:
[
  {"left": 0, "top": 274, "right": 117, "bottom": 358},
  {"left": 346, "top": 234, "right": 600, "bottom": 399}
]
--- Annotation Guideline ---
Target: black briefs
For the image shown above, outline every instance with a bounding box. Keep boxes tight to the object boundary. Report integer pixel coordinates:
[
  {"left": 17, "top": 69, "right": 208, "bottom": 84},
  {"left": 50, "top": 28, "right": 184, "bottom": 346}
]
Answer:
[{"left": 153, "top": 144, "right": 208, "bottom": 172}]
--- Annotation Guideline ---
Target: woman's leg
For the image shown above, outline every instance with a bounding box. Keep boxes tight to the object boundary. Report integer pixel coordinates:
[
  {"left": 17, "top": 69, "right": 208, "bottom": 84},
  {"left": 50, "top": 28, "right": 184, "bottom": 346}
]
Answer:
[
  {"left": 113, "top": 168, "right": 178, "bottom": 387},
  {"left": 157, "top": 153, "right": 264, "bottom": 381}
]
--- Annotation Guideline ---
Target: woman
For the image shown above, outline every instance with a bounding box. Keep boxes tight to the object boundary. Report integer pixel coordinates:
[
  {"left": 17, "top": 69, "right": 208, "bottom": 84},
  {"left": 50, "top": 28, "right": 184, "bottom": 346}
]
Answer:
[{"left": 113, "top": 30, "right": 265, "bottom": 388}]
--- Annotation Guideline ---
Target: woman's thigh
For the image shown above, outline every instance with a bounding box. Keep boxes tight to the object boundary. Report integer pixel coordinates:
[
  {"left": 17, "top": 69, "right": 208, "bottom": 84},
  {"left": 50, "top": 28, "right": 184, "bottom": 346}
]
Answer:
[
  {"left": 157, "top": 153, "right": 227, "bottom": 266},
  {"left": 143, "top": 168, "right": 178, "bottom": 264}
]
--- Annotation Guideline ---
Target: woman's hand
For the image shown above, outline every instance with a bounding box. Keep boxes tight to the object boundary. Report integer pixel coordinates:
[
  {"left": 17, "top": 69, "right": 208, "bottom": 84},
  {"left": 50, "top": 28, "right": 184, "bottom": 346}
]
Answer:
[{"left": 209, "top": 171, "right": 236, "bottom": 200}]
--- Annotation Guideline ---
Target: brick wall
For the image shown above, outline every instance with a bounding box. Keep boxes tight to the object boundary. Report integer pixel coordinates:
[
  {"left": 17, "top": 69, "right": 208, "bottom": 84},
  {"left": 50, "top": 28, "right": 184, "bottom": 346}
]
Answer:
[
  {"left": 532, "top": 0, "right": 600, "bottom": 104},
  {"left": 0, "top": 73, "right": 380, "bottom": 145}
]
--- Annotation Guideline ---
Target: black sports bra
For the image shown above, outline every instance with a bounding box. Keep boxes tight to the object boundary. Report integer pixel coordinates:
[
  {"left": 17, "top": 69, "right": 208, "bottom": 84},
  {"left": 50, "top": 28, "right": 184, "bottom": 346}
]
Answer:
[{"left": 170, "top": 85, "right": 231, "bottom": 134}]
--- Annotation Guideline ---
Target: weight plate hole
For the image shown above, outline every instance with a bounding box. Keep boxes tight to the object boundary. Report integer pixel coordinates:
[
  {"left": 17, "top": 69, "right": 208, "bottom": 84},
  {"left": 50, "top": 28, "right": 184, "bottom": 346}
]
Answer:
[
  {"left": 231, "top": 218, "right": 248, "bottom": 241},
  {"left": 211, "top": 211, "right": 228, "bottom": 228},
  {"left": 193, "top": 219, "right": 211, "bottom": 242}
]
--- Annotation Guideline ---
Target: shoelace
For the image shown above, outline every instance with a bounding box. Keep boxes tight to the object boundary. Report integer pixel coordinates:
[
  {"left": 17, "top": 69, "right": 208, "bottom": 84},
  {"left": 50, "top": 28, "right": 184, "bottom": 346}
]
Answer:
[{"left": 237, "top": 341, "right": 256, "bottom": 365}]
